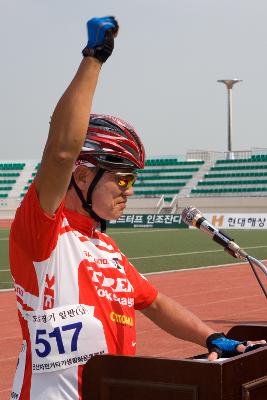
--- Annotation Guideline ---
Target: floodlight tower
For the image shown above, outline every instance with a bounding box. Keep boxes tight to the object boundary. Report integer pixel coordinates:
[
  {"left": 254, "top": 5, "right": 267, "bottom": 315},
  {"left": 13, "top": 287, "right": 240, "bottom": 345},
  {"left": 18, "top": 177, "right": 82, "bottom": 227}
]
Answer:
[{"left": 217, "top": 79, "right": 242, "bottom": 158}]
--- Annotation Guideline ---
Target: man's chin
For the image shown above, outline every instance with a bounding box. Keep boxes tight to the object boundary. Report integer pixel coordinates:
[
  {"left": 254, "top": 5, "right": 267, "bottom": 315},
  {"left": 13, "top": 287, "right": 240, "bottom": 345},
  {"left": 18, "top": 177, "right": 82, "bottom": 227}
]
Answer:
[
  {"left": 102, "top": 205, "right": 126, "bottom": 222},
  {"left": 110, "top": 209, "right": 125, "bottom": 221},
  {"left": 114, "top": 204, "right": 126, "bottom": 217}
]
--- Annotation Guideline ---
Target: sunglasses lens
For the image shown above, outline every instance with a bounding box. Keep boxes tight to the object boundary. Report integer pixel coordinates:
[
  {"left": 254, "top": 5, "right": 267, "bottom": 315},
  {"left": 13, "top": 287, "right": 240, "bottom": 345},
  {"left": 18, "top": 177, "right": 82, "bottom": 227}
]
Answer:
[{"left": 117, "top": 174, "right": 136, "bottom": 189}]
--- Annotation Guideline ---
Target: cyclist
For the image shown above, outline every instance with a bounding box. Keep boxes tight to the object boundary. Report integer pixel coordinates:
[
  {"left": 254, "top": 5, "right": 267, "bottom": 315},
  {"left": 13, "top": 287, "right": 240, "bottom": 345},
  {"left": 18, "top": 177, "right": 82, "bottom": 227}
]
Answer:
[{"left": 9, "top": 16, "right": 264, "bottom": 400}]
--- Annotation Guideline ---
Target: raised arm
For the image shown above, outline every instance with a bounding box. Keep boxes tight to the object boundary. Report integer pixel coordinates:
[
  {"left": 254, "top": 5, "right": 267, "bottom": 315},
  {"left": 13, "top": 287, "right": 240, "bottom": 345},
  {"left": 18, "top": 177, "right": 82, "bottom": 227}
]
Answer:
[{"left": 35, "top": 17, "right": 118, "bottom": 215}]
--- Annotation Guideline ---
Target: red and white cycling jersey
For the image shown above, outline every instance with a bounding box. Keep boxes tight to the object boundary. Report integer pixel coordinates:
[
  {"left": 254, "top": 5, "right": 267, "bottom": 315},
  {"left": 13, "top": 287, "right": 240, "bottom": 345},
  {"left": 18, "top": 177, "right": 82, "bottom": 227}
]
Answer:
[{"left": 9, "top": 183, "right": 157, "bottom": 400}]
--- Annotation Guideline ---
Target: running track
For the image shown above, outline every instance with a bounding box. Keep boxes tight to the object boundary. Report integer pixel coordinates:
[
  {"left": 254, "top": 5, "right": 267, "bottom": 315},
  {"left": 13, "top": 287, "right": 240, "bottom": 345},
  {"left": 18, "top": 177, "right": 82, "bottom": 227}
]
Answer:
[{"left": 0, "top": 262, "right": 266, "bottom": 399}]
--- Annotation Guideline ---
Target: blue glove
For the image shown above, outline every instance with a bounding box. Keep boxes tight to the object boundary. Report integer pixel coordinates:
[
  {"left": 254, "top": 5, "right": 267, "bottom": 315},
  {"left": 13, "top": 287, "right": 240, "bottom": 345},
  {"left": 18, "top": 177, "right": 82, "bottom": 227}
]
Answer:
[
  {"left": 82, "top": 16, "right": 119, "bottom": 63},
  {"left": 206, "top": 332, "right": 247, "bottom": 358}
]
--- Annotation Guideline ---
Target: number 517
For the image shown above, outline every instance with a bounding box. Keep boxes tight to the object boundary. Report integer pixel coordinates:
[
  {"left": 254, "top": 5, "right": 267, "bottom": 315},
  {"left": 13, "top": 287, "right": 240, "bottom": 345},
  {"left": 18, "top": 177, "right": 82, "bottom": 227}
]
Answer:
[{"left": 35, "top": 322, "right": 82, "bottom": 357}]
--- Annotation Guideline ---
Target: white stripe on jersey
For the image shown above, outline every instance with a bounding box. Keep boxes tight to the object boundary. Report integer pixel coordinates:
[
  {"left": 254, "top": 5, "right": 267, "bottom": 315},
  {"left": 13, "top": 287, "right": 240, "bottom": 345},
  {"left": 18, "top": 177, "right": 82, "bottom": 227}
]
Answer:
[
  {"left": 90, "top": 238, "right": 115, "bottom": 250},
  {"left": 15, "top": 283, "right": 39, "bottom": 310}
]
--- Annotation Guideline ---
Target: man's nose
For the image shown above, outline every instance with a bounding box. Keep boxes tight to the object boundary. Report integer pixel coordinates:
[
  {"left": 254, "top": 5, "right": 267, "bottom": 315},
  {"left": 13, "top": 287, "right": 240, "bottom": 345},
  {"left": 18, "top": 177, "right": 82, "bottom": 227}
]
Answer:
[{"left": 124, "top": 186, "right": 134, "bottom": 196}]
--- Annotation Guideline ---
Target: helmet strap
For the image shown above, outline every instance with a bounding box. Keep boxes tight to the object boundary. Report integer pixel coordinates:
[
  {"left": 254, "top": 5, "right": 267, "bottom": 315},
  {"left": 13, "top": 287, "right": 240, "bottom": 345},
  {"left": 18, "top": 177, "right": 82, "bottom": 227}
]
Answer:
[{"left": 70, "top": 168, "right": 107, "bottom": 232}]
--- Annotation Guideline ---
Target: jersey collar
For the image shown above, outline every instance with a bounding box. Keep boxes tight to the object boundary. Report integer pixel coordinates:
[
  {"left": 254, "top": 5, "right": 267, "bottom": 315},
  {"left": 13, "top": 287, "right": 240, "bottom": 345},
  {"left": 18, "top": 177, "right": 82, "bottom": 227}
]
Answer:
[{"left": 63, "top": 206, "right": 99, "bottom": 237}]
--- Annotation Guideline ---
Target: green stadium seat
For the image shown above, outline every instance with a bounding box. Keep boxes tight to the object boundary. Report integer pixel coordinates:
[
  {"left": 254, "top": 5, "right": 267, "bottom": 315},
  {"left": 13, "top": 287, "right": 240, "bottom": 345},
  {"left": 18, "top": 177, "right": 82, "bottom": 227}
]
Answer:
[
  {"left": 0, "top": 186, "right": 12, "bottom": 191},
  {"left": 164, "top": 197, "right": 173, "bottom": 202},
  {"left": 0, "top": 172, "right": 20, "bottom": 177},
  {"left": 0, "top": 180, "right": 16, "bottom": 184},
  {"left": 145, "top": 159, "right": 204, "bottom": 168},
  {"left": 134, "top": 189, "right": 180, "bottom": 195},
  {"left": 0, "top": 163, "right": 25, "bottom": 170},
  {"left": 137, "top": 174, "right": 192, "bottom": 181},
  {"left": 197, "top": 178, "right": 267, "bottom": 187},
  {"left": 135, "top": 182, "right": 185, "bottom": 188},
  {"left": 139, "top": 168, "right": 199, "bottom": 174}
]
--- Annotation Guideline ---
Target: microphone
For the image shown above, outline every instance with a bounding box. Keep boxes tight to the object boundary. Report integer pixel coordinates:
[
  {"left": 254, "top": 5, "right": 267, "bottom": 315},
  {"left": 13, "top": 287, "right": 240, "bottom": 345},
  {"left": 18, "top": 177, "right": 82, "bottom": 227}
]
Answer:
[{"left": 181, "top": 206, "right": 248, "bottom": 260}]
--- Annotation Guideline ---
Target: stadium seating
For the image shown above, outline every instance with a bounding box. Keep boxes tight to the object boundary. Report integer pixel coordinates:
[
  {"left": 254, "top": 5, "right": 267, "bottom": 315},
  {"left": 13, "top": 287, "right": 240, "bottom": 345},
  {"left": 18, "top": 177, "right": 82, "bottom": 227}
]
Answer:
[
  {"left": 191, "top": 154, "right": 267, "bottom": 197},
  {"left": 133, "top": 189, "right": 181, "bottom": 195},
  {"left": 204, "top": 172, "right": 267, "bottom": 178},
  {"left": 0, "top": 163, "right": 25, "bottom": 170},
  {"left": 0, "top": 173, "right": 20, "bottom": 177},
  {"left": 19, "top": 162, "right": 40, "bottom": 198},
  {"left": 0, "top": 163, "right": 25, "bottom": 199},
  {"left": 137, "top": 174, "right": 193, "bottom": 180},
  {"left": 144, "top": 159, "right": 204, "bottom": 167},
  {"left": 139, "top": 168, "right": 198, "bottom": 174},
  {"left": 198, "top": 179, "right": 267, "bottom": 186},
  {"left": 251, "top": 153, "right": 267, "bottom": 161},
  {"left": 1, "top": 154, "right": 267, "bottom": 205},
  {"left": 192, "top": 187, "right": 267, "bottom": 194},
  {"left": 135, "top": 158, "right": 202, "bottom": 199},
  {"left": 216, "top": 154, "right": 267, "bottom": 163},
  {"left": 135, "top": 182, "right": 186, "bottom": 188}
]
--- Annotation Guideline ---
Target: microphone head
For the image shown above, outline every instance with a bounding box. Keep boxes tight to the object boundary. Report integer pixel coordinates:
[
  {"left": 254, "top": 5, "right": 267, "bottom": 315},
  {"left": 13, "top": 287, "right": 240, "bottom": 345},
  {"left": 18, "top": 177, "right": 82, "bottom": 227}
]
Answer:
[{"left": 181, "top": 206, "right": 201, "bottom": 226}]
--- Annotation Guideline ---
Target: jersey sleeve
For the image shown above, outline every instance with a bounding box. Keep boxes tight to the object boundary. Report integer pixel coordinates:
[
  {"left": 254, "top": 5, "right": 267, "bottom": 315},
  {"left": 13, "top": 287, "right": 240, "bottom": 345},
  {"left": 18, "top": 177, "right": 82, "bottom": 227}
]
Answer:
[
  {"left": 10, "top": 181, "right": 65, "bottom": 261},
  {"left": 124, "top": 257, "right": 158, "bottom": 310}
]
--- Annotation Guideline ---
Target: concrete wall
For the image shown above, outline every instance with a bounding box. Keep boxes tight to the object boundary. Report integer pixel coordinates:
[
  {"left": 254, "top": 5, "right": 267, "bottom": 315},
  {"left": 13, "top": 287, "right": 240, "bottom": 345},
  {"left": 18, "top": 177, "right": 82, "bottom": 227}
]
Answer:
[
  {"left": 1, "top": 196, "right": 267, "bottom": 219},
  {"left": 118, "top": 196, "right": 267, "bottom": 215},
  {"left": 176, "top": 196, "right": 267, "bottom": 214},
  {"left": 124, "top": 197, "right": 163, "bottom": 214}
]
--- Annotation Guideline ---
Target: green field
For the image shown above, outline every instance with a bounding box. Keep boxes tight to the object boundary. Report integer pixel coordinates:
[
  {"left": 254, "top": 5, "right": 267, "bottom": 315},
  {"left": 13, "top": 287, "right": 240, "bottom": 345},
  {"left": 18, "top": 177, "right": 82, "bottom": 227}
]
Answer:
[{"left": 1, "top": 227, "right": 266, "bottom": 290}]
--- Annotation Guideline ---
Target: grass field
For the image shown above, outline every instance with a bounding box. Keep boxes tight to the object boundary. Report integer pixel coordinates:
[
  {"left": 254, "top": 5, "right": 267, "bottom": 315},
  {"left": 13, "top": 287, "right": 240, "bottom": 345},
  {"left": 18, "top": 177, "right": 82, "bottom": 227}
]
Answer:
[{"left": 1, "top": 227, "right": 266, "bottom": 290}]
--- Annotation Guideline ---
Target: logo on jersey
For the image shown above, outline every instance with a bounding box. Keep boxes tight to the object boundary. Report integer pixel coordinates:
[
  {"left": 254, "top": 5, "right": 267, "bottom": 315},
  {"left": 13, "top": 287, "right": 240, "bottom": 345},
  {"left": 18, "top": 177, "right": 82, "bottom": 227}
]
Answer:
[
  {"left": 81, "top": 248, "right": 126, "bottom": 273},
  {"left": 79, "top": 259, "right": 134, "bottom": 307},
  {"left": 86, "top": 266, "right": 134, "bottom": 293},
  {"left": 43, "top": 274, "right": 55, "bottom": 310},
  {"left": 112, "top": 257, "right": 123, "bottom": 271},
  {"left": 110, "top": 312, "right": 134, "bottom": 327}
]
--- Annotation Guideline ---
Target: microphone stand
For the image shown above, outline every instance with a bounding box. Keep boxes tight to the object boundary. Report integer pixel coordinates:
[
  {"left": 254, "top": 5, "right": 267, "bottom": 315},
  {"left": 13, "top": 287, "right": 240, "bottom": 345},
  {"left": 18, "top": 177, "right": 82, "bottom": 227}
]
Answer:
[
  {"left": 181, "top": 206, "right": 267, "bottom": 301},
  {"left": 245, "top": 255, "right": 267, "bottom": 300}
]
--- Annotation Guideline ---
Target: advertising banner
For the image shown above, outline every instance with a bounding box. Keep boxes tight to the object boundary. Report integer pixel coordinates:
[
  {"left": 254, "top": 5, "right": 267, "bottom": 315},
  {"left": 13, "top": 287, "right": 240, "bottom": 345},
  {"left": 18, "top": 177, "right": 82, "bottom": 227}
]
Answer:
[
  {"left": 108, "top": 214, "right": 188, "bottom": 229},
  {"left": 204, "top": 213, "right": 267, "bottom": 229}
]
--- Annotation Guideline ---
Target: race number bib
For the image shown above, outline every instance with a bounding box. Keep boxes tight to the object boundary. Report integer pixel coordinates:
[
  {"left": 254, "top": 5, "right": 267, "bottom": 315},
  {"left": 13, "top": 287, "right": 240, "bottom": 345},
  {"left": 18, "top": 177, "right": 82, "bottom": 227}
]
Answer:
[{"left": 23, "top": 304, "right": 107, "bottom": 373}]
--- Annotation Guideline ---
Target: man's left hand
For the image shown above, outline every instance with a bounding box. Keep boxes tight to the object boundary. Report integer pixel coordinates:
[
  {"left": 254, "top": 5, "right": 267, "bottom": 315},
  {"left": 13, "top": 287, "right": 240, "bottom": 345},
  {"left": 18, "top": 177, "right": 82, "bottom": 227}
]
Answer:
[{"left": 207, "top": 332, "right": 267, "bottom": 360}]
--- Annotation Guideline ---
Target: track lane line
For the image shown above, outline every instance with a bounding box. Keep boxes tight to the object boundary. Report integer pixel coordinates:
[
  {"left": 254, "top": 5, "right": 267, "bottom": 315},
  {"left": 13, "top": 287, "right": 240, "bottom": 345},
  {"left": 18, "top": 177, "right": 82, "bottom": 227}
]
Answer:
[{"left": 129, "top": 247, "right": 267, "bottom": 260}]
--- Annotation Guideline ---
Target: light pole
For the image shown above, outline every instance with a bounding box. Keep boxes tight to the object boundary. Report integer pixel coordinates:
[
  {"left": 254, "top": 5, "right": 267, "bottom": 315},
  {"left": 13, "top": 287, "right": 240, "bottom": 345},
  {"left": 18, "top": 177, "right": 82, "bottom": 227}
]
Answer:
[{"left": 217, "top": 79, "right": 242, "bottom": 158}]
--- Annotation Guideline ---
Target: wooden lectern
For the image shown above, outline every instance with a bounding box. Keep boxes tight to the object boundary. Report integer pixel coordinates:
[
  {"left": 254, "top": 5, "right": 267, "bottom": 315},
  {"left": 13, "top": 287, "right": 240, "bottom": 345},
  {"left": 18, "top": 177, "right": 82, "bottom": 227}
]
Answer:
[{"left": 82, "top": 325, "right": 267, "bottom": 400}]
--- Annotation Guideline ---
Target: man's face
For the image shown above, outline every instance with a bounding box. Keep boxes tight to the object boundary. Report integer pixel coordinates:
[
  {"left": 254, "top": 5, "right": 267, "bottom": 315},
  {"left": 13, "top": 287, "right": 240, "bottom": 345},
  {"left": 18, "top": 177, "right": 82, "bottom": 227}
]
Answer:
[{"left": 87, "top": 169, "right": 136, "bottom": 220}]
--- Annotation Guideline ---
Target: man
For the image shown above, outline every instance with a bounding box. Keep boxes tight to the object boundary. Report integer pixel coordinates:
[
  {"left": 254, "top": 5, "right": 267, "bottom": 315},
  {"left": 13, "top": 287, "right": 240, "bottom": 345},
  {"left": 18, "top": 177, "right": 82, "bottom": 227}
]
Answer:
[{"left": 9, "top": 16, "right": 264, "bottom": 400}]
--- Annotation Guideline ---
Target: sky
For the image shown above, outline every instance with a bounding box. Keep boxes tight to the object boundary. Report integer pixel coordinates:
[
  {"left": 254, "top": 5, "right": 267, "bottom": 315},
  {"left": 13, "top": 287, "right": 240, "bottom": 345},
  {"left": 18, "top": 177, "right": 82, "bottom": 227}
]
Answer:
[{"left": 1, "top": 0, "right": 267, "bottom": 160}]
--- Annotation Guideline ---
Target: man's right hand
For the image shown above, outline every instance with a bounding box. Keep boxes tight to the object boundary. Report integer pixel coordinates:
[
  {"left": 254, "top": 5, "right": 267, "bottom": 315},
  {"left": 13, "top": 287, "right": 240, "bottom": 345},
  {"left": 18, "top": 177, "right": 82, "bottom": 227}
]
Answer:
[{"left": 82, "top": 16, "right": 119, "bottom": 63}]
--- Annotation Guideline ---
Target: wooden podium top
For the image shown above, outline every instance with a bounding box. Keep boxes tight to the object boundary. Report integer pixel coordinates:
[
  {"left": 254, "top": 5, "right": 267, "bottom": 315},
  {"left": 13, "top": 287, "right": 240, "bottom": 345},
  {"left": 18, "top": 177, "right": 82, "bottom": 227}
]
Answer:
[{"left": 82, "top": 325, "right": 267, "bottom": 400}]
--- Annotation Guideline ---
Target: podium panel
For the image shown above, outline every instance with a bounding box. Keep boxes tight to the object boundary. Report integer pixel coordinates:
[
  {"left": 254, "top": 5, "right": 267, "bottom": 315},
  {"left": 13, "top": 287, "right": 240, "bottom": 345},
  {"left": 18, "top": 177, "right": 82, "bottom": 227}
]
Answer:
[
  {"left": 99, "top": 379, "right": 198, "bottom": 400},
  {"left": 82, "top": 355, "right": 222, "bottom": 400},
  {"left": 82, "top": 325, "right": 267, "bottom": 400},
  {"left": 242, "top": 376, "right": 267, "bottom": 400}
]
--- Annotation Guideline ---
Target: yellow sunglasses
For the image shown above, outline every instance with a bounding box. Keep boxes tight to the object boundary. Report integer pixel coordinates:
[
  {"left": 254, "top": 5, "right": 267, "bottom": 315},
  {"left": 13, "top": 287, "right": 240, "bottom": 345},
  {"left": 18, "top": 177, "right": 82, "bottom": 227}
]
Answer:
[{"left": 107, "top": 171, "right": 137, "bottom": 190}]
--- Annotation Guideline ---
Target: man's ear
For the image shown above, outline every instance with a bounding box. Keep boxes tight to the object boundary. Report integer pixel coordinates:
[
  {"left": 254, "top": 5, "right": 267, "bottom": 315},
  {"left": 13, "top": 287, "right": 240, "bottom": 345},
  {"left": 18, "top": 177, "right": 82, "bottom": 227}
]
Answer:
[{"left": 73, "top": 166, "right": 95, "bottom": 190}]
